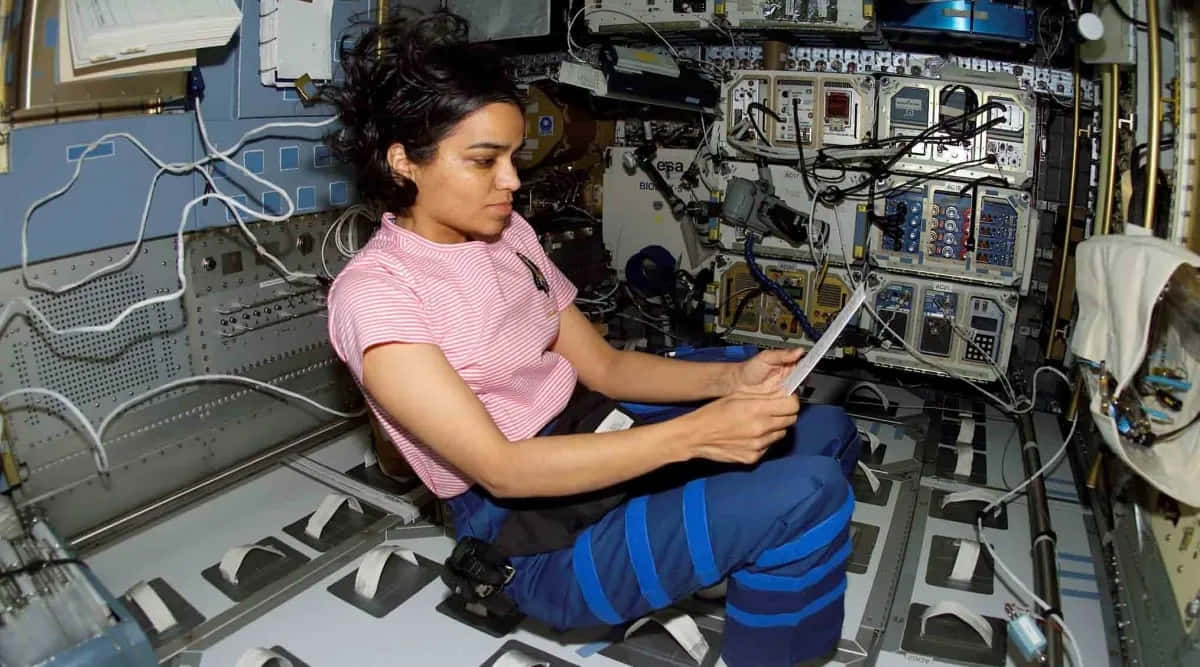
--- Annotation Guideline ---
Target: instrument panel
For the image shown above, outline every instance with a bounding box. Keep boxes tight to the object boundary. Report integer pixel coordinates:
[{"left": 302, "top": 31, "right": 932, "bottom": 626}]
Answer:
[
  {"left": 863, "top": 273, "right": 1018, "bottom": 382},
  {"left": 711, "top": 255, "right": 854, "bottom": 346},
  {"left": 876, "top": 77, "right": 1037, "bottom": 184},
  {"left": 870, "top": 179, "right": 1036, "bottom": 292},
  {"left": 719, "top": 71, "right": 877, "bottom": 152}
]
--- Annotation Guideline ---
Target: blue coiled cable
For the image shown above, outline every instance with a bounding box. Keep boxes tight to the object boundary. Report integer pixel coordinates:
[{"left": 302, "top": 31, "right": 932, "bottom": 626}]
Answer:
[{"left": 743, "top": 235, "right": 821, "bottom": 341}]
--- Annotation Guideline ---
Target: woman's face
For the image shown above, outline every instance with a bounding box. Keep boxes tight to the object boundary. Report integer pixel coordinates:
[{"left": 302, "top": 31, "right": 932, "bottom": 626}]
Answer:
[{"left": 391, "top": 102, "right": 525, "bottom": 243}]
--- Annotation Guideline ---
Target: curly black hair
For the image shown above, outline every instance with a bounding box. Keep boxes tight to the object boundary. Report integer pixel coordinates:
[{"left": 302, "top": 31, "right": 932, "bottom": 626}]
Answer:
[{"left": 322, "top": 11, "right": 523, "bottom": 213}]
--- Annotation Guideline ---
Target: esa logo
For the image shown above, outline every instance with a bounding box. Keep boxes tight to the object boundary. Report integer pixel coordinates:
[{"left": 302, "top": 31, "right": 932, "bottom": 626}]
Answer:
[{"left": 655, "top": 160, "right": 686, "bottom": 175}]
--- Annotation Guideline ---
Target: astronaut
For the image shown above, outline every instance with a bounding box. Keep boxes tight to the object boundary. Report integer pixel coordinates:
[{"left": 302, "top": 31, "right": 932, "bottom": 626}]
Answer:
[{"left": 322, "top": 13, "right": 858, "bottom": 666}]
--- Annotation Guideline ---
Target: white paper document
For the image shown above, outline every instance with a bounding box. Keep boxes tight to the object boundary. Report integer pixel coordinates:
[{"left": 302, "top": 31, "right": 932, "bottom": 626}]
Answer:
[
  {"left": 782, "top": 283, "right": 868, "bottom": 394},
  {"left": 66, "top": 0, "right": 241, "bottom": 68}
]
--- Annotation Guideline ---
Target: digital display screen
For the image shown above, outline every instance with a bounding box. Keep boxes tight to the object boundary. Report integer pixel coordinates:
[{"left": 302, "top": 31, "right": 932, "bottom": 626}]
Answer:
[
  {"left": 971, "top": 316, "right": 998, "bottom": 332},
  {"left": 826, "top": 92, "right": 851, "bottom": 119}
]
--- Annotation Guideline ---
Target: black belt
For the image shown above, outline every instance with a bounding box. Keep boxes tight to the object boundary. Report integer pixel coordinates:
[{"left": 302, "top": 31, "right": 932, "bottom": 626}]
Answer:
[{"left": 442, "top": 385, "right": 639, "bottom": 616}]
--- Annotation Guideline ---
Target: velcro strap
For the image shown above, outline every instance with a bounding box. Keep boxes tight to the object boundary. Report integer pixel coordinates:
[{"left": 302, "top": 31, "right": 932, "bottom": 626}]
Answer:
[
  {"left": 949, "top": 539, "right": 982, "bottom": 583},
  {"left": 954, "top": 442, "right": 975, "bottom": 476},
  {"left": 856, "top": 460, "right": 881, "bottom": 493},
  {"left": 941, "top": 489, "right": 1005, "bottom": 514},
  {"left": 625, "top": 610, "right": 709, "bottom": 665},
  {"left": 127, "top": 581, "right": 177, "bottom": 634},
  {"left": 234, "top": 647, "right": 293, "bottom": 667},
  {"left": 861, "top": 431, "right": 882, "bottom": 454},
  {"left": 494, "top": 650, "right": 550, "bottom": 667},
  {"left": 955, "top": 414, "right": 975, "bottom": 445},
  {"left": 220, "top": 544, "right": 285, "bottom": 585},
  {"left": 355, "top": 546, "right": 419, "bottom": 599},
  {"left": 305, "top": 493, "right": 363, "bottom": 539},
  {"left": 921, "top": 601, "right": 992, "bottom": 647}
]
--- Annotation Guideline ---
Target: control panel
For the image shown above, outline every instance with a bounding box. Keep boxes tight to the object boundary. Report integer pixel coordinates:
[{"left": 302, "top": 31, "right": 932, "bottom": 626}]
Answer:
[
  {"left": 761, "top": 267, "right": 810, "bottom": 340},
  {"left": 878, "top": 191, "right": 926, "bottom": 254},
  {"left": 877, "top": 77, "right": 1036, "bottom": 184},
  {"left": 774, "top": 78, "right": 816, "bottom": 145},
  {"left": 720, "top": 72, "right": 875, "bottom": 152},
  {"left": 726, "top": 75, "right": 771, "bottom": 148},
  {"left": 716, "top": 260, "right": 763, "bottom": 332},
  {"left": 874, "top": 282, "right": 914, "bottom": 347},
  {"left": 983, "top": 93, "right": 1031, "bottom": 173},
  {"left": 962, "top": 297, "right": 1006, "bottom": 364},
  {"left": 710, "top": 255, "right": 854, "bottom": 347},
  {"left": 724, "top": 0, "right": 875, "bottom": 33},
  {"left": 928, "top": 190, "right": 973, "bottom": 262},
  {"left": 919, "top": 288, "right": 958, "bottom": 357},
  {"left": 863, "top": 274, "right": 1018, "bottom": 382},
  {"left": 809, "top": 270, "right": 853, "bottom": 334},
  {"left": 820, "top": 80, "right": 862, "bottom": 145},
  {"left": 585, "top": 1, "right": 711, "bottom": 32},
  {"left": 870, "top": 180, "right": 1036, "bottom": 292},
  {"left": 974, "top": 190, "right": 1022, "bottom": 269}
]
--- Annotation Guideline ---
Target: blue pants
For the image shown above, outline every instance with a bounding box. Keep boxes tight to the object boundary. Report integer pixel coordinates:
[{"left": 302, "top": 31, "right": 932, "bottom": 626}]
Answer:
[{"left": 447, "top": 404, "right": 860, "bottom": 667}]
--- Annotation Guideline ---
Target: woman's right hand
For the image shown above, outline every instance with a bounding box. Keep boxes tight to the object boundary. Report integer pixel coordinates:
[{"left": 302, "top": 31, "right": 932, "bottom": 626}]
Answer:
[{"left": 682, "top": 391, "right": 801, "bottom": 464}]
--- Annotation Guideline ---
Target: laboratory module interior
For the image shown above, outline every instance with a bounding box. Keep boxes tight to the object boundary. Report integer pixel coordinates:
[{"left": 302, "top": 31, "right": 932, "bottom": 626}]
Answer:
[{"left": 0, "top": 1, "right": 1198, "bottom": 665}]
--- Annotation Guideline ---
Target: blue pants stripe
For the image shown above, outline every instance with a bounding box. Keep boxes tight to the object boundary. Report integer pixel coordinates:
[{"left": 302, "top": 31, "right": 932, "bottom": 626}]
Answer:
[
  {"left": 625, "top": 496, "right": 671, "bottom": 609},
  {"left": 683, "top": 478, "right": 721, "bottom": 587},
  {"left": 572, "top": 525, "right": 622, "bottom": 624},
  {"left": 450, "top": 403, "right": 862, "bottom": 667},
  {"left": 755, "top": 490, "right": 855, "bottom": 568},
  {"left": 727, "top": 576, "right": 848, "bottom": 627},
  {"left": 734, "top": 539, "right": 852, "bottom": 592}
]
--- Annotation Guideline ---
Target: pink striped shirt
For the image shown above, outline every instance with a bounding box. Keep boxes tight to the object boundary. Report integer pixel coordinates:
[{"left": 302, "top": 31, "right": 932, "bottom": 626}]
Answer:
[{"left": 327, "top": 212, "right": 578, "bottom": 498}]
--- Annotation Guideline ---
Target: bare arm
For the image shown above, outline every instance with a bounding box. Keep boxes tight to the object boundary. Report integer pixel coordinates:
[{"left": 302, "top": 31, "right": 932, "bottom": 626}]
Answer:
[
  {"left": 362, "top": 342, "right": 701, "bottom": 498},
  {"left": 552, "top": 305, "right": 734, "bottom": 403}
]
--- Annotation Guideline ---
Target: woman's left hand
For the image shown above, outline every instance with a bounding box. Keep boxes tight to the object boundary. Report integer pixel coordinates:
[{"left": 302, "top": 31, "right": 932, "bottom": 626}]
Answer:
[{"left": 726, "top": 348, "right": 806, "bottom": 395}]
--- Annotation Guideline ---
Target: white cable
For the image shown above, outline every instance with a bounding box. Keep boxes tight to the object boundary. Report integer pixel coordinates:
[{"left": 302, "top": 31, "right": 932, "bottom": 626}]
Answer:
[
  {"left": 7, "top": 106, "right": 337, "bottom": 338},
  {"left": 193, "top": 99, "right": 333, "bottom": 283},
  {"left": 971, "top": 366, "right": 1085, "bottom": 667},
  {"left": 321, "top": 204, "right": 375, "bottom": 278},
  {"left": 567, "top": 7, "right": 682, "bottom": 63},
  {"left": 0, "top": 388, "right": 104, "bottom": 470},
  {"left": 845, "top": 381, "right": 890, "bottom": 412},
  {"left": 807, "top": 196, "right": 829, "bottom": 266},
  {"left": 952, "top": 322, "right": 1019, "bottom": 405},
  {"left": 1, "top": 375, "right": 366, "bottom": 475},
  {"left": 4, "top": 100, "right": 359, "bottom": 475}
]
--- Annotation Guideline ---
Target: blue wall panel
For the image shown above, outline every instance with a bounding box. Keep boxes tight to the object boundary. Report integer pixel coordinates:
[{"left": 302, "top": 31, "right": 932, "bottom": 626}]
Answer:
[
  {"left": 0, "top": 0, "right": 375, "bottom": 268},
  {"left": 189, "top": 119, "right": 356, "bottom": 231},
  {"left": 0, "top": 115, "right": 196, "bottom": 269}
]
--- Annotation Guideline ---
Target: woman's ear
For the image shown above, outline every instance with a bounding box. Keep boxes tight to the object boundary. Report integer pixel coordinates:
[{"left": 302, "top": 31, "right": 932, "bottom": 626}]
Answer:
[{"left": 386, "top": 143, "right": 414, "bottom": 182}]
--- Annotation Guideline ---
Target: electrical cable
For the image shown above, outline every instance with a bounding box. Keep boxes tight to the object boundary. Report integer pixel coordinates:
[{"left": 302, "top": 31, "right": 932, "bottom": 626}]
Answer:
[
  {"left": 321, "top": 204, "right": 376, "bottom": 278},
  {"left": 565, "top": 4, "right": 726, "bottom": 82},
  {"left": 845, "top": 381, "right": 890, "bottom": 412},
  {"left": 743, "top": 236, "right": 821, "bottom": 341},
  {"left": 724, "top": 287, "right": 765, "bottom": 336},
  {"left": 824, "top": 184, "right": 1048, "bottom": 414},
  {"left": 2, "top": 98, "right": 363, "bottom": 476},
  {"left": 974, "top": 392, "right": 1085, "bottom": 667},
  {"left": 9, "top": 105, "right": 336, "bottom": 337}
]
